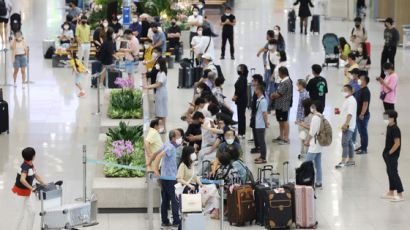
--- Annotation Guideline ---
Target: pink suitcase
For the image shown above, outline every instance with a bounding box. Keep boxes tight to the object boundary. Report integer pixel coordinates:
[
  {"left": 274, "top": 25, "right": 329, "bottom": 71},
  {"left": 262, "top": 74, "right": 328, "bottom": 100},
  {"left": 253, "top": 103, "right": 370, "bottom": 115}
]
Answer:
[{"left": 295, "top": 185, "right": 317, "bottom": 228}]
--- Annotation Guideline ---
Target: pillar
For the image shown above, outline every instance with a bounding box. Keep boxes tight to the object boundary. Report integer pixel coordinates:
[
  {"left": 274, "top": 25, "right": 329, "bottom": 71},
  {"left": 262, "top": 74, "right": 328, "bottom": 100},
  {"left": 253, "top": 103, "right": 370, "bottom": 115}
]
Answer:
[
  {"left": 378, "top": 0, "right": 394, "bottom": 19},
  {"left": 394, "top": 0, "right": 410, "bottom": 43}
]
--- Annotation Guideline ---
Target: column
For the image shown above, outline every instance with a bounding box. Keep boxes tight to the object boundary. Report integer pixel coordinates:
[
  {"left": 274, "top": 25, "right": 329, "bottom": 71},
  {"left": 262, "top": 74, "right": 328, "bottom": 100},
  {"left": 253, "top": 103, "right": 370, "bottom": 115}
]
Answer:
[
  {"left": 394, "top": 0, "right": 410, "bottom": 43},
  {"left": 378, "top": 0, "right": 394, "bottom": 19}
]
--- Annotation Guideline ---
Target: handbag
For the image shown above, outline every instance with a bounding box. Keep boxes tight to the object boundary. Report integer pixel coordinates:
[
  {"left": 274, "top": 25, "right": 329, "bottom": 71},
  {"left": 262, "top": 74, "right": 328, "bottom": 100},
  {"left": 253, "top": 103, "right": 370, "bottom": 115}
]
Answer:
[
  {"left": 380, "top": 91, "right": 388, "bottom": 101},
  {"left": 299, "top": 130, "right": 308, "bottom": 140},
  {"left": 174, "top": 166, "right": 195, "bottom": 199},
  {"left": 180, "top": 193, "right": 202, "bottom": 213}
]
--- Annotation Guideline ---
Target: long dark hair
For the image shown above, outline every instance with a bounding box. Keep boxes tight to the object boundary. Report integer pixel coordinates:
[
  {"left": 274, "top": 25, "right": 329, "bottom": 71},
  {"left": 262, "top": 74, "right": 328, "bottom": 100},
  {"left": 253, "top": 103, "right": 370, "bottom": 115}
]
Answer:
[
  {"left": 237, "top": 64, "right": 249, "bottom": 78},
  {"left": 339, "top": 37, "right": 350, "bottom": 50},
  {"left": 158, "top": 58, "right": 167, "bottom": 75},
  {"left": 273, "top": 25, "right": 285, "bottom": 47},
  {"left": 179, "top": 146, "right": 195, "bottom": 168},
  {"left": 71, "top": 51, "right": 79, "bottom": 70},
  {"left": 106, "top": 28, "right": 114, "bottom": 41},
  {"left": 302, "top": 98, "right": 312, "bottom": 117},
  {"left": 359, "top": 42, "right": 368, "bottom": 59}
]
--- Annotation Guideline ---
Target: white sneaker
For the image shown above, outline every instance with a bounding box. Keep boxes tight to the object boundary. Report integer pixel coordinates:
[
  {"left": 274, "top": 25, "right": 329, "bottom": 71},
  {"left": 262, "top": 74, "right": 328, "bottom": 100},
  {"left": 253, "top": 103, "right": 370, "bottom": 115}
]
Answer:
[
  {"left": 335, "top": 162, "right": 346, "bottom": 169},
  {"left": 22, "top": 83, "right": 26, "bottom": 89},
  {"left": 380, "top": 194, "right": 395, "bottom": 200},
  {"left": 13, "top": 82, "right": 17, "bottom": 87},
  {"left": 391, "top": 196, "right": 405, "bottom": 202}
]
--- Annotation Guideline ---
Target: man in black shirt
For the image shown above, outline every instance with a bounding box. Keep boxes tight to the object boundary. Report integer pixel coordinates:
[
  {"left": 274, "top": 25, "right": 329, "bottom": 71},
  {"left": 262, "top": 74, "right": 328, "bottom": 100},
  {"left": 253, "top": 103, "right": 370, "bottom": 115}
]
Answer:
[
  {"left": 355, "top": 75, "right": 370, "bottom": 154},
  {"left": 166, "top": 17, "right": 181, "bottom": 61},
  {"left": 109, "top": 16, "right": 123, "bottom": 39},
  {"left": 381, "top": 110, "right": 404, "bottom": 202},
  {"left": 305, "top": 64, "right": 328, "bottom": 113},
  {"left": 220, "top": 6, "right": 236, "bottom": 60},
  {"left": 380, "top": 17, "right": 400, "bottom": 78}
]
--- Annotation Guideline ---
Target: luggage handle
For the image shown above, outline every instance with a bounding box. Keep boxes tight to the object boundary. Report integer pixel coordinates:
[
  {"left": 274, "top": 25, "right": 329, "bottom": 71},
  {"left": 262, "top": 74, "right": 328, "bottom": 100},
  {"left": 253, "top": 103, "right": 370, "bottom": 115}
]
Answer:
[
  {"left": 283, "top": 161, "right": 289, "bottom": 184},
  {"left": 259, "top": 168, "right": 273, "bottom": 182},
  {"left": 250, "top": 68, "right": 256, "bottom": 75},
  {"left": 269, "top": 172, "right": 280, "bottom": 188}
]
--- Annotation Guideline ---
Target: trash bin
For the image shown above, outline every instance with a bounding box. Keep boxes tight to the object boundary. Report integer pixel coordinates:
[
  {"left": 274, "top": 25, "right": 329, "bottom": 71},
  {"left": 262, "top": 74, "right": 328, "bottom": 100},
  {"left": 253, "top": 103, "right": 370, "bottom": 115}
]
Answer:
[{"left": 402, "top": 25, "right": 410, "bottom": 49}]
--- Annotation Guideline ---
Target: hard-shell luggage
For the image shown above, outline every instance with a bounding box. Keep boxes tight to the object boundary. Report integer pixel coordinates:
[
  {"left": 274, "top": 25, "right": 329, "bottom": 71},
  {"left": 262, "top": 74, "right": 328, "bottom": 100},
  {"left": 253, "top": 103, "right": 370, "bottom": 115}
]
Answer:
[
  {"left": 295, "top": 185, "right": 317, "bottom": 228},
  {"left": 288, "top": 10, "right": 296, "bottom": 33},
  {"left": 255, "top": 166, "right": 279, "bottom": 226},
  {"left": 0, "top": 88, "right": 9, "bottom": 134},
  {"left": 311, "top": 15, "right": 320, "bottom": 34},
  {"left": 178, "top": 66, "right": 193, "bottom": 88},
  {"left": 296, "top": 161, "right": 315, "bottom": 186},
  {"left": 282, "top": 161, "right": 296, "bottom": 223},
  {"left": 107, "top": 69, "right": 122, "bottom": 88},
  {"left": 365, "top": 42, "right": 371, "bottom": 57},
  {"left": 227, "top": 184, "right": 256, "bottom": 226},
  {"left": 264, "top": 188, "right": 293, "bottom": 229},
  {"left": 181, "top": 212, "right": 206, "bottom": 230},
  {"left": 42, "top": 203, "right": 91, "bottom": 229},
  {"left": 193, "top": 66, "right": 203, "bottom": 83},
  {"left": 166, "top": 55, "right": 175, "bottom": 69}
]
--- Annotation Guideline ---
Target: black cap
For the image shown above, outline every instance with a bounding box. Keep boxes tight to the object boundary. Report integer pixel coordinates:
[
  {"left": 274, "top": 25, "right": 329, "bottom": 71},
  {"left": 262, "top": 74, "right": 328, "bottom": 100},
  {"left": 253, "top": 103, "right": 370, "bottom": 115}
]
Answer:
[
  {"left": 385, "top": 17, "right": 394, "bottom": 24},
  {"left": 349, "top": 68, "right": 361, "bottom": 75}
]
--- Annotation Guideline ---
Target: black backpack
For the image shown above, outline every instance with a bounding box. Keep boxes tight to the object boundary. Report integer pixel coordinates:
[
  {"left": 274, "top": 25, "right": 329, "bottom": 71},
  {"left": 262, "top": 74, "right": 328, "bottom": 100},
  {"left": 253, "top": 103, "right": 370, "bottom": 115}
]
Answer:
[
  {"left": 296, "top": 161, "right": 315, "bottom": 187},
  {"left": 0, "top": 0, "right": 7, "bottom": 17},
  {"left": 44, "top": 46, "right": 55, "bottom": 59}
]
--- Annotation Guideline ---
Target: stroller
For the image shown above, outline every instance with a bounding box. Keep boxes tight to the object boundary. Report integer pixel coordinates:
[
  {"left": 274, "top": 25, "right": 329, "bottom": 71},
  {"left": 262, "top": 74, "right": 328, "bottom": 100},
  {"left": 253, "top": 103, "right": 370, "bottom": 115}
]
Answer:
[
  {"left": 322, "top": 33, "right": 340, "bottom": 68},
  {"left": 9, "top": 12, "right": 21, "bottom": 41}
]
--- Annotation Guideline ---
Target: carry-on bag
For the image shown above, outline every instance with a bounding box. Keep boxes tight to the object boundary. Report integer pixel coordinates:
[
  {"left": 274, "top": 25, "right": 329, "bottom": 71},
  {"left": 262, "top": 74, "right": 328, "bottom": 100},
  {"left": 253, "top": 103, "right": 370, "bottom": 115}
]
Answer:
[
  {"left": 0, "top": 88, "right": 9, "bottom": 134},
  {"left": 310, "top": 15, "right": 320, "bottom": 34},
  {"left": 107, "top": 69, "right": 122, "bottom": 88},
  {"left": 255, "top": 167, "right": 279, "bottom": 226},
  {"left": 288, "top": 10, "right": 296, "bottom": 33},
  {"left": 193, "top": 66, "right": 203, "bottom": 83},
  {"left": 295, "top": 185, "right": 317, "bottom": 228},
  {"left": 42, "top": 203, "right": 91, "bottom": 229},
  {"left": 296, "top": 161, "right": 315, "bottom": 186},
  {"left": 227, "top": 183, "right": 256, "bottom": 226},
  {"left": 282, "top": 161, "right": 296, "bottom": 223},
  {"left": 365, "top": 42, "right": 371, "bottom": 57},
  {"left": 202, "top": 160, "right": 212, "bottom": 178}
]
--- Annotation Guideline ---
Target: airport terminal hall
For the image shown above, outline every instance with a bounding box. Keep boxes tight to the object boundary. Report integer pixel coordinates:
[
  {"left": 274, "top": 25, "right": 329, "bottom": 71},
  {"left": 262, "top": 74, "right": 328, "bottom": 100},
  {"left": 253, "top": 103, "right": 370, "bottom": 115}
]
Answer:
[{"left": 1, "top": 0, "right": 410, "bottom": 229}]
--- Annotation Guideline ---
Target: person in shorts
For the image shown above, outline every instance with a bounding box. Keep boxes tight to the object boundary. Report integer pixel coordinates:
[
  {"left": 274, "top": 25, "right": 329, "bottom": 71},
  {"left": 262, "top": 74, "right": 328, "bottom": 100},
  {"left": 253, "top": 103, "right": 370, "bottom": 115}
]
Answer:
[
  {"left": 12, "top": 147, "right": 47, "bottom": 230},
  {"left": 11, "top": 31, "right": 28, "bottom": 88},
  {"left": 0, "top": 0, "right": 12, "bottom": 43},
  {"left": 121, "top": 29, "right": 139, "bottom": 80},
  {"left": 70, "top": 51, "right": 87, "bottom": 97}
]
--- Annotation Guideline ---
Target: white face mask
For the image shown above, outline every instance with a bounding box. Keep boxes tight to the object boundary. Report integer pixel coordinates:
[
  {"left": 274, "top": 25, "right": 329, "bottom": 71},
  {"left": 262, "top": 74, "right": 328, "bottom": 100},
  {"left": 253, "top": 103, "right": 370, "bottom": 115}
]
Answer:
[
  {"left": 226, "top": 138, "right": 234, "bottom": 145},
  {"left": 193, "top": 11, "right": 198, "bottom": 16},
  {"left": 225, "top": 13, "right": 231, "bottom": 16},
  {"left": 357, "top": 79, "right": 362, "bottom": 85},
  {"left": 64, "top": 25, "right": 70, "bottom": 30},
  {"left": 268, "top": 45, "right": 274, "bottom": 50},
  {"left": 197, "top": 30, "right": 202, "bottom": 36},
  {"left": 357, "top": 47, "right": 363, "bottom": 53},
  {"left": 342, "top": 92, "right": 349, "bottom": 97},
  {"left": 117, "top": 15, "right": 121, "bottom": 20},
  {"left": 198, "top": 4, "right": 203, "bottom": 9},
  {"left": 155, "top": 64, "right": 160, "bottom": 69},
  {"left": 383, "top": 119, "right": 390, "bottom": 125},
  {"left": 310, "top": 107, "right": 314, "bottom": 113},
  {"left": 190, "top": 153, "right": 197, "bottom": 161},
  {"left": 349, "top": 75, "right": 353, "bottom": 80},
  {"left": 132, "top": 18, "right": 138, "bottom": 23},
  {"left": 175, "top": 137, "right": 183, "bottom": 145},
  {"left": 103, "top": 22, "right": 108, "bottom": 27},
  {"left": 144, "top": 44, "right": 150, "bottom": 49},
  {"left": 152, "top": 52, "right": 158, "bottom": 58},
  {"left": 274, "top": 29, "right": 279, "bottom": 35}
]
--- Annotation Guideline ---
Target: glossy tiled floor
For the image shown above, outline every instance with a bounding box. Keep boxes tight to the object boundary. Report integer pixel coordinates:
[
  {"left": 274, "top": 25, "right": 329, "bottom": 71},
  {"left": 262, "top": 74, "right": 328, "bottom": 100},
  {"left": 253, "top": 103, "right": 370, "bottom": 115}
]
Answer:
[{"left": 1, "top": 0, "right": 410, "bottom": 229}]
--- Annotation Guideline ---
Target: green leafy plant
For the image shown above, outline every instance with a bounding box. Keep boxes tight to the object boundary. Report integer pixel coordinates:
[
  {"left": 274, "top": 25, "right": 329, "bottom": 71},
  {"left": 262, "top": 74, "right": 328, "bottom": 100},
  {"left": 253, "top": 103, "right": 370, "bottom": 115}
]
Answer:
[
  {"left": 107, "top": 89, "right": 143, "bottom": 119},
  {"left": 106, "top": 121, "right": 143, "bottom": 144},
  {"left": 141, "top": 0, "right": 173, "bottom": 17}
]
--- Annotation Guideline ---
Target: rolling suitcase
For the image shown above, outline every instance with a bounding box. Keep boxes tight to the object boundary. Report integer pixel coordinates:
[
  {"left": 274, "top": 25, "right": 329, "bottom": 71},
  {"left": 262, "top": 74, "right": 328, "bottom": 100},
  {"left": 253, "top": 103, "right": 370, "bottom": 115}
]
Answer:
[
  {"left": 310, "top": 15, "right": 320, "bottom": 34},
  {"left": 178, "top": 66, "right": 193, "bottom": 88},
  {"left": 365, "top": 42, "right": 371, "bottom": 57},
  {"left": 193, "top": 66, "right": 203, "bottom": 83},
  {"left": 227, "top": 183, "right": 256, "bottom": 226},
  {"left": 181, "top": 212, "right": 206, "bottom": 230},
  {"left": 0, "top": 88, "right": 9, "bottom": 134},
  {"left": 295, "top": 185, "right": 317, "bottom": 228},
  {"left": 255, "top": 166, "right": 279, "bottom": 226},
  {"left": 52, "top": 54, "right": 65, "bottom": 68},
  {"left": 264, "top": 175, "right": 293, "bottom": 229},
  {"left": 107, "top": 69, "right": 122, "bottom": 88},
  {"left": 282, "top": 161, "right": 296, "bottom": 223},
  {"left": 42, "top": 203, "right": 91, "bottom": 229},
  {"left": 288, "top": 10, "right": 296, "bottom": 33}
]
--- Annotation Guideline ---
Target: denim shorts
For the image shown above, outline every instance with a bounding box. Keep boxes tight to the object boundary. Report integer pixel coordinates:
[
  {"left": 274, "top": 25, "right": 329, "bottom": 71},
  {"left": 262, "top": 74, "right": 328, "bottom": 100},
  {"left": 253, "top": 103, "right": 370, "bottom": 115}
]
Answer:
[
  {"left": 75, "top": 72, "right": 83, "bottom": 84},
  {"left": 13, "top": 55, "right": 27, "bottom": 69},
  {"left": 125, "top": 60, "right": 137, "bottom": 74}
]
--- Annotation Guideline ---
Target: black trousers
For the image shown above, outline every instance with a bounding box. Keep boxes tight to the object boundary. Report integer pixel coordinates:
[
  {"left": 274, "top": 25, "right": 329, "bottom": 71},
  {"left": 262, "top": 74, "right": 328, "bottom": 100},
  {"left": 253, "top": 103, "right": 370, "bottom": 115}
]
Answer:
[
  {"left": 380, "top": 46, "right": 397, "bottom": 77},
  {"left": 383, "top": 153, "right": 404, "bottom": 193},
  {"left": 254, "top": 128, "right": 267, "bottom": 160},
  {"left": 221, "top": 32, "right": 234, "bottom": 57},
  {"left": 237, "top": 103, "right": 246, "bottom": 136},
  {"left": 383, "top": 102, "right": 395, "bottom": 111},
  {"left": 189, "top": 32, "right": 197, "bottom": 48}
]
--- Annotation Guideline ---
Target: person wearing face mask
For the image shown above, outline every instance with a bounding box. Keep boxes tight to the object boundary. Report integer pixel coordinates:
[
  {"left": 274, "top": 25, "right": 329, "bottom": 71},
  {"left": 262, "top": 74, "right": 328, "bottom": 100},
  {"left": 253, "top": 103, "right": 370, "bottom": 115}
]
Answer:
[
  {"left": 348, "top": 68, "right": 361, "bottom": 98},
  {"left": 380, "top": 17, "right": 400, "bottom": 78},
  {"left": 265, "top": 39, "right": 279, "bottom": 110},
  {"left": 220, "top": 6, "right": 236, "bottom": 60},
  {"left": 68, "top": 0, "right": 82, "bottom": 22},
  {"left": 166, "top": 17, "right": 181, "bottom": 61},
  {"left": 92, "top": 22, "right": 105, "bottom": 50},
  {"left": 210, "top": 130, "right": 242, "bottom": 178},
  {"left": 147, "top": 130, "right": 182, "bottom": 228},
  {"left": 129, "top": 14, "right": 142, "bottom": 40},
  {"left": 344, "top": 53, "right": 359, "bottom": 85},
  {"left": 151, "top": 23, "right": 167, "bottom": 53},
  {"left": 303, "top": 100, "right": 324, "bottom": 188},
  {"left": 378, "top": 62, "right": 398, "bottom": 111},
  {"left": 75, "top": 15, "right": 91, "bottom": 69},
  {"left": 306, "top": 64, "right": 328, "bottom": 113},
  {"left": 257, "top": 30, "right": 274, "bottom": 68},
  {"left": 11, "top": 31, "right": 28, "bottom": 88},
  {"left": 349, "top": 17, "right": 367, "bottom": 51},
  {"left": 144, "top": 58, "right": 168, "bottom": 133},
  {"left": 295, "top": 98, "right": 313, "bottom": 159},
  {"left": 201, "top": 112, "right": 231, "bottom": 156},
  {"left": 140, "top": 13, "right": 151, "bottom": 38},
  {"left": 176, "top": 146, "right": 203, "bottom": 195},
  {"left": 59, "top": 22, "right": 74, "bottom": 48},
  {"left": 144, "top": 119, "right": 164, "bottom": 171},
  {"left": 142, "top": 39, "right": 155, "bottom": 72},
  {"left": 233, "top": 64, "right": 248, "bottom": 138},
  {"left": 197, "top": 0, "right": 205, "bottom": 15},
  {"left": 144, "top": 47, "right": 164, "bottom": 87},
  {"left": 191, "top": 26, "right": 203, "bottom": 48},
  {"left": 109, "top": 16, "right": 122, "bottom": 40},
  {"left": 188, "top": 6, "right": 203, "bottom": 47},
  {"left": 120, "top": 29, "right": 140, "bottom": 80},
  {"left": 272, "top": 25, "right": 286, "bottom": 52},
  {"left": 335, "top": 85, "right": 357, "bottom": 169},
  {"left": 355, "top": 75, "right": 370, "bottom": 155},
  {"left": 381, "top": 110, "right": 404, "bottom": 202},
  {"left": 98, "top": 28, "right": 119, "bottom": 88},
  {"left": 249, "top": 74, "right": 265, "bottom": 148},
  {"left": 254, "top": 85, "right": 269, "bottom": 164},
  {"left": 355, "top": 42, "right": 371, "bottom": 71}
]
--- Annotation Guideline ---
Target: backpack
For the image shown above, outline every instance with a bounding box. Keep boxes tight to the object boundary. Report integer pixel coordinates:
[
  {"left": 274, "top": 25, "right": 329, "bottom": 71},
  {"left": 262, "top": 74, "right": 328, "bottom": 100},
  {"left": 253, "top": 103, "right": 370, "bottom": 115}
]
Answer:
[
  {"left": 0, "top": 0, "right": 7, "bottom": 17},
  {"left": 237, "top": 160, "right": 256, "bottom": 188},
  {"left": 44, "top": 46, "right": 55, "bottom": 59},
  {"left": 315, "top": 115, "right": 332, "bottom": 146},
  {"left": 296, "top": 161, "right": 315, "bottom": 186}
]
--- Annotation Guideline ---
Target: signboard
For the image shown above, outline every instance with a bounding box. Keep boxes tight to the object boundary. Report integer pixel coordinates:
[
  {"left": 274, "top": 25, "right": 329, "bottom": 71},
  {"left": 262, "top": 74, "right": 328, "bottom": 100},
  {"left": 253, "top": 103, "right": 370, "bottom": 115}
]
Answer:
[{"left": 123, "top": 6, "right": 131, "bottom": 26}]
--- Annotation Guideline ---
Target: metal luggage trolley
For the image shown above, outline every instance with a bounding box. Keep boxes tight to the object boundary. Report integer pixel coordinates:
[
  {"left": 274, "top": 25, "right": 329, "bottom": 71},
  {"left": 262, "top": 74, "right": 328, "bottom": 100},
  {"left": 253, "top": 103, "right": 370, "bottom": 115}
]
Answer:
[{"left": 35, "top": 181, "right": 98, "bottom": 230}]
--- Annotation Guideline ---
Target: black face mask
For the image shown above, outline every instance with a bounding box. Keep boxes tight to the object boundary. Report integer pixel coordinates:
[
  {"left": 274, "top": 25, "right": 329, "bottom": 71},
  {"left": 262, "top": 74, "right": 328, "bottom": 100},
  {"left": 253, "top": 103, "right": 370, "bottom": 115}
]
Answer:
[
  {"left": 355, "top": 24, "right": 360, "bottom": 28},
  {"left": 171, "top": 22, "right": 176, "bottom": 26},
  {"left": 81, "top": 21, "right": 86, "bottom": 25},
  {"left": 237, "top": 71, "right": 242, "bottom": 75}
]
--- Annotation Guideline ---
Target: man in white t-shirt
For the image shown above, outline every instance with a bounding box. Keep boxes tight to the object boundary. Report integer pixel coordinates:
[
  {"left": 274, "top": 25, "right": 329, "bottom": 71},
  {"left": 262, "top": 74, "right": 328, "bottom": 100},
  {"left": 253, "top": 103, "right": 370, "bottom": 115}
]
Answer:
[
  {"left": 188, "top": 6, "right": 203, "bottom": 47},
  {"left": 336, "top": 85, "right": 357, "bottom": 169},
  {"left": 304, "top": 100, "right": 324, "bottom": 188},
  {"left": 192, "top": 111, "right": 216, "bottom": 175}
]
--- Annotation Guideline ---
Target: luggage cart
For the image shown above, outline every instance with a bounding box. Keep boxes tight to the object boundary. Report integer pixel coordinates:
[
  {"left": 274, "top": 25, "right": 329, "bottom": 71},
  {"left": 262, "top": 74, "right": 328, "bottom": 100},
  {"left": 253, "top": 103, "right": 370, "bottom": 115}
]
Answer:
[{"left": 35, "top": 181, "right": 98, "bottom": 230}]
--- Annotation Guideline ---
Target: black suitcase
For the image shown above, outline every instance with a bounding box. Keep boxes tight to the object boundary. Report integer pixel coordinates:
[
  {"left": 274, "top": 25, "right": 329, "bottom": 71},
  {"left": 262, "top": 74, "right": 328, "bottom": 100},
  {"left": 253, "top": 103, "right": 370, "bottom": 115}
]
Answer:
[
  {"left": 264, "top": 188, "right": 293, "bottom": 229},
  {"left": 288, "top": 10, "right": 296, "bottom": 33},
  {"left": 193, "top": 66, "right": 203, "bottom": 83},
  {"left": 255, "top": 166, "right": 278, "bottom": 226},
  {"left": 310, "top": 15, "right": 320, "bottom": 34},
  {"left": 107, "top": 69, "right": 122, "bottom": 89},
  {"left": 178, "top": 66, "right": 193, "bottom": 88},
  {"left": 282, "top": 161, "right": 296, "bottom": 223},
  {"left": 0, "top": 89, "right": 9, "bottom": 134}
]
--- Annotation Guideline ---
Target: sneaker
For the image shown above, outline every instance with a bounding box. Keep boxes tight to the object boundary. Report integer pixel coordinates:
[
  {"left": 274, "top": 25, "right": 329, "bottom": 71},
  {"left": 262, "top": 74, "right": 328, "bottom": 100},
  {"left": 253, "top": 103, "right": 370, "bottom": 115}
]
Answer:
[
  {"left": 380, "top": 194, "right": 395, "bottom": 200},
  {"left": 171, "top": 223, "right": 180, "bottom": 228},
  {"left": 298, "top": 154, "right": 306, "bottom": 160},
  {"left": 79, "top": 92, "right": 86, "bottom": 97},
  {"left": 278, "top": 140, "right": 290, "bottom": 145},
  {"left": 335, "top": 162, "right": 346, "bottom": 169},
  {"left": 248, "top": 139, "right": 254, "bottom": 143},
  {"left": 356, "top": 150, "right": 367, "bottom": 155},
  {"left": 315, "top": 183, "right": 322, "bottom": 189},
  {"left": 250, "top": 148, "right": 260, "bottom": 154},
  {"left": 161, "top": 223, "right": 171, "bottom": 228},
  {"left": 231, "top": 56, "right": 235, "bottom": 60},
  {"left": 355, "top": 146, "right": 362, "bottom": 152},
  {"left": 391, "top": 196, "right": 405, "bottom": 202},
  {"left": 13, "top": 82, "right": 17, "bottom": 87},
  {"left": 220, "top": 56, "right": 225, "bottom": 60},
  {"left": 345, "top": 161, "right": 356, "bottom": 166},
  {"left": 99, "top": 84, "right": 105, "bottom": 89}
]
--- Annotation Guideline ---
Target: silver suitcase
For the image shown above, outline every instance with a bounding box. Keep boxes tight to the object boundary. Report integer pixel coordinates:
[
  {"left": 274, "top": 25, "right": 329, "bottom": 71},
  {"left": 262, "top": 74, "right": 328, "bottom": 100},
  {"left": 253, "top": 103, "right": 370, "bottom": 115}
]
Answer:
[
  {"left": 182, "top": 213, "right": 206, "bottom": 230},
  {"left": 43, "top": 203, "right": 91, "bottom": 229}
]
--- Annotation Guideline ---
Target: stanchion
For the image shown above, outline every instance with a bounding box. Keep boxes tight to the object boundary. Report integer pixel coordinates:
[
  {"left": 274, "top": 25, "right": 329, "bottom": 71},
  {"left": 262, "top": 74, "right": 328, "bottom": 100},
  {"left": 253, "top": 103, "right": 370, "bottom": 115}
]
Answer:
[
  {"left": 147, "top": 172, "right": 154, "bottom": 230},
  {"left": 26, "top": 47, "right": 34, "bottom": 84},
  {"left": 76, "top": 145, "right": 89, "bottom": 202},
  {"left": 220, "top": 179, "right": 224, "bottom": 230},
  {"left": 91, "top": 73, "right": 101, "bottom": 116},
  {"left": 1, "top": 49, "right": 12, "bottom": 86}
]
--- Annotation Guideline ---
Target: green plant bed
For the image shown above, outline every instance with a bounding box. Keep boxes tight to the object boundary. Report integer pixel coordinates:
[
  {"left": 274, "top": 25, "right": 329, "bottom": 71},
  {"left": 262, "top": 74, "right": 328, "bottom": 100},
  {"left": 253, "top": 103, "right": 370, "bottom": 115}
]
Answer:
[
  {"left": 107, "top": 88, "right": 143, "bottom": 119},
  {"left": 103, "top": 122, "right": 145, "bottom": 177}
]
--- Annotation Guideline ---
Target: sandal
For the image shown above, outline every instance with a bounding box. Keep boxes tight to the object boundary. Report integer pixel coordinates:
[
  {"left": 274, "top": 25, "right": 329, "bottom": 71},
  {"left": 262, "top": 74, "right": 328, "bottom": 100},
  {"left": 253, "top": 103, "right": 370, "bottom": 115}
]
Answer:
[
  {"left": 210, "top": 214, "right": 220, "bottom": 220},
  {"left": 255, "top": 158, "right": 267, "bottom": 164},
  {"left": 272, "top": 137, "right": 283, "bottom": 143}
]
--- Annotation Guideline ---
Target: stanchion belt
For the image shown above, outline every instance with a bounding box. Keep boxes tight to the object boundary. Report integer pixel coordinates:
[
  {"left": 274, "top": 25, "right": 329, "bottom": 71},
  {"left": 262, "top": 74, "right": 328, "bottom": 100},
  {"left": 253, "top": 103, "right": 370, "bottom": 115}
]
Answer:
[
  {"left": 0, "top": 48, "right": 10, "bottom": 52},
  {"left": 87, "top": 158, "right": 220, "bottom": 184},
  {"left": 106, "top": 61, "right": 139, "bottom": 69}
]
